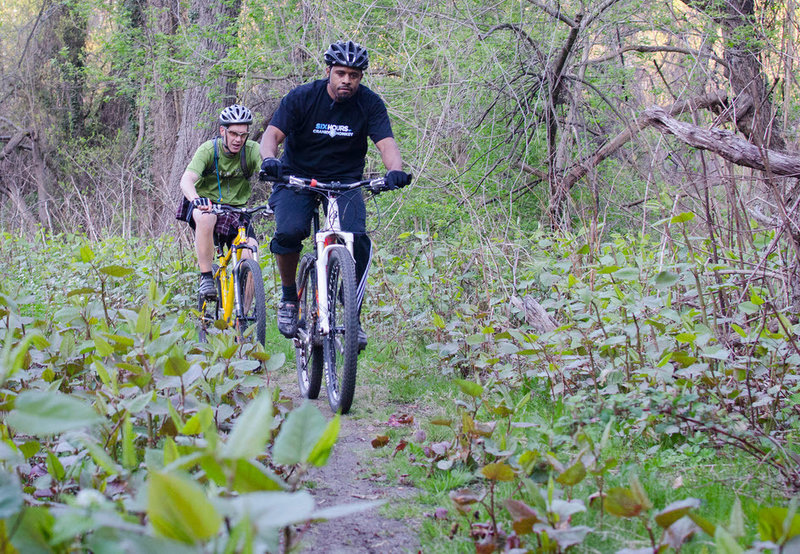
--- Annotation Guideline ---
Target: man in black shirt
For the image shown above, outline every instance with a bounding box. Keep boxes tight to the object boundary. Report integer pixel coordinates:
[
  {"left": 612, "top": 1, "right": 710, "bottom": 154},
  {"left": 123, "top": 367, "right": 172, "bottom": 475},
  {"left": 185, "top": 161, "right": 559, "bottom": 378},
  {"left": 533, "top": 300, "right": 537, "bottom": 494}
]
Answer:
[{"left": 260, "top": 40, "right": 411, "bottom": 349}]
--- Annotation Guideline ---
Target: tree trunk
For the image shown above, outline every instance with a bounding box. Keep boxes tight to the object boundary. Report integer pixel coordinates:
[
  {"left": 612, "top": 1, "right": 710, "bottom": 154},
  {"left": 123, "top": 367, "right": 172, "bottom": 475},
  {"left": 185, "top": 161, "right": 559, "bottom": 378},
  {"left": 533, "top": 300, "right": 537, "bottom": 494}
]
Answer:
[
  {"left": 681, "top": 0, "right": 786, "bottom": 151},
  {"left": 165, "top": 0, "right": 243, "bottom": 230},
  {"left": 147, "top": 0, "right": 180, "bottom": 233}
]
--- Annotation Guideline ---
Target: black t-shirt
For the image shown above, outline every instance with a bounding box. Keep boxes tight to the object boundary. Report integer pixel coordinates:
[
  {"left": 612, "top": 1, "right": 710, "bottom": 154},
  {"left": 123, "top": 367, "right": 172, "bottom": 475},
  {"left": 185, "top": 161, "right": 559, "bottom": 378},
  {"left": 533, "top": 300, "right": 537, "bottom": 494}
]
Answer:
[{"left": 269, "top": 79, "right": 393, "bottom": 182}]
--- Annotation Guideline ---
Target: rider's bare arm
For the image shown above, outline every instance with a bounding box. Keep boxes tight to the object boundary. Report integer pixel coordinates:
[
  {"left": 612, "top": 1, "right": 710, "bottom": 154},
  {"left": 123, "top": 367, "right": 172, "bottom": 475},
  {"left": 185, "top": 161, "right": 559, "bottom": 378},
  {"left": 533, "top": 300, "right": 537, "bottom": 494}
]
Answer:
[
  {"left": 180, "top": 170, "right": 202, "bottom": 202},
  {"left": 259, "top": 125, "right": 287, "bottom": 159},
  {"left": 375, "top": 137, "right": 403, "bottom": 172}
]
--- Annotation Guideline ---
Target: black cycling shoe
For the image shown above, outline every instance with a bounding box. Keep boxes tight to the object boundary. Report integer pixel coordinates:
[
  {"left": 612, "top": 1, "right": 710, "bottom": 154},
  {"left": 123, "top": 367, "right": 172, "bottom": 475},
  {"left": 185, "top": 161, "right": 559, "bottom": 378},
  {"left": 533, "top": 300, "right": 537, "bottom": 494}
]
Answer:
[
  {"left": 357, "top": 326, "right": 368, "bottom": 353},
  {"left": 277, "top": 301, "right": 299, "bottom": 338},
  {"left": 198, "top": 274, "right": 217, "bottom": 299}
]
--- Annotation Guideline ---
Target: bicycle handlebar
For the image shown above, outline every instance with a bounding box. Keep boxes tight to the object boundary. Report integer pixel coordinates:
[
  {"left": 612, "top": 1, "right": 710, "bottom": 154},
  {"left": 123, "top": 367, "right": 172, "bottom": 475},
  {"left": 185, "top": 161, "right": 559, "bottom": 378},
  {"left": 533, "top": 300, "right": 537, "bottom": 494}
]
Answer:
[
  {"left": 282, "top": 175, "right": 387, "bottom": 194},
  {"left": 210, "top": 204, "right": 273, "bottom": 217}
]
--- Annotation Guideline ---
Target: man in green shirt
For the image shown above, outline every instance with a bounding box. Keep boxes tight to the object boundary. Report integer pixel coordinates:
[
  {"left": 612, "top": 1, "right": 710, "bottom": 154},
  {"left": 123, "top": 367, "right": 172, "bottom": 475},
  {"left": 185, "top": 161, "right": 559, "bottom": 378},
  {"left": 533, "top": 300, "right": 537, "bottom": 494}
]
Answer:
[{"left": 177, "top": 104, "right": 262, "bottom": 298}]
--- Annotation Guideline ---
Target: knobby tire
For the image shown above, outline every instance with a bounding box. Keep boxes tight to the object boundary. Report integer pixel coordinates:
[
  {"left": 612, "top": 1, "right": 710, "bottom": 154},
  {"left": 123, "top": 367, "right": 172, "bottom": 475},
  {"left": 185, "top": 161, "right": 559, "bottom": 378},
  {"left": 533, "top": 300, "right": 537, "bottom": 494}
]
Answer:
[
  {"left": 296, "top": 253, "right": 323, "bottom": 399},
  {"left": 323, "top": 246, "right": 359, "bottom": 414},
  {"left": 236, "top": 258, "right": 267, "bottom": 346}
]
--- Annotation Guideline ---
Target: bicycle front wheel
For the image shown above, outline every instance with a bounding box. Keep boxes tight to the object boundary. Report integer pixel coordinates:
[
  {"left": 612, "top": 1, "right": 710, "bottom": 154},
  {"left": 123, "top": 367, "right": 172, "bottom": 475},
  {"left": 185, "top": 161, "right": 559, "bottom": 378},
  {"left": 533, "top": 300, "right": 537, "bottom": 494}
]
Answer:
[
  {"left": 198, "top": 265, "right": 221, "bottom": 343},
  {"left": 296, "top": 253, "right": 323, "bottom": 399},
  {"left": 236, "top": 258, "right": 267, "bottom": 346},
  {"left": 323, "top": 246, "right": 359, "bottom": 414}
]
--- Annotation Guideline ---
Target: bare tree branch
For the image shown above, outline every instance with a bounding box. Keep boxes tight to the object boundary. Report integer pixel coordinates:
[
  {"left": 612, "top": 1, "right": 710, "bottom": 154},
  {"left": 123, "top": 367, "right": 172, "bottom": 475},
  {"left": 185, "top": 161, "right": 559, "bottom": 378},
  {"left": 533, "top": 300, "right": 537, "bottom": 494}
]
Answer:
[
  {"left": 584, "top": 44, "right": 727, "bottom": 68},
  {"left": 558, "top": 91, "right": 730, "bottom": 192},
  {"left": 0, "top": 129, "right": 33, "bottom": 159},
  {"left": 478, "top": 23, "right": 537, "bottom": 49},
  {"left": 525, "top": 0, "right": 578, "bottom": 27},
  {"left": 644, "top": 106, "right": 800, "bottom": 177}
]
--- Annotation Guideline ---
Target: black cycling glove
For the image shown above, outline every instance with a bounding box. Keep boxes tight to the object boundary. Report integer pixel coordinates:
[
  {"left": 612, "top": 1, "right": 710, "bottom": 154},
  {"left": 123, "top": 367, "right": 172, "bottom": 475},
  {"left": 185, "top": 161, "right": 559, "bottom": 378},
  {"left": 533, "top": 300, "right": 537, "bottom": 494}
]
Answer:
[
  {"left": 383, "top": 170, "right": 412, "bottom": 191},
  {"left": 191, "top": 197, "right": 211, "bottom": 209},
  {"left": 259, "top": 157, "right": 283, "bottom": 181}
]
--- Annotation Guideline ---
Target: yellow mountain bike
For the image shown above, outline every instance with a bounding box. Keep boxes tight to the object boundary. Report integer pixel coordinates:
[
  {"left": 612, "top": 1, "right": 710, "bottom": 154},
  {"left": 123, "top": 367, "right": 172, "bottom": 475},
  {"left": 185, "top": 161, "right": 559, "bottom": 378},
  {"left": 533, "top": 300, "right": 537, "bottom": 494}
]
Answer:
[{"left": 197, "top": 204, "right": 271, "bottom": 346}]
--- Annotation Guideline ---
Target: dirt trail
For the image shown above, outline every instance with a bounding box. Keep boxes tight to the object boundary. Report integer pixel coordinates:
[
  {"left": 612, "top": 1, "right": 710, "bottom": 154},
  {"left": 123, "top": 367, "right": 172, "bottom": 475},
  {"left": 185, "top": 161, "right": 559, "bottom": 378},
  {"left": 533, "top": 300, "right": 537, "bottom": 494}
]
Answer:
[{"left": 277, "top": 372, "right": 421, "bottom": 554}]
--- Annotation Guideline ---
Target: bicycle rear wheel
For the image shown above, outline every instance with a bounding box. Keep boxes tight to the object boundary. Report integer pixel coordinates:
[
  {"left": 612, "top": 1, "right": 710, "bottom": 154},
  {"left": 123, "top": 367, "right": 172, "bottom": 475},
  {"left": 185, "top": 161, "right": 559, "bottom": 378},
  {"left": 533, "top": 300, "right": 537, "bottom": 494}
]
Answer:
[
  {"left": 295, "top": 253, "right": 323, "bottom": 399},
  {"left": 323, "top": 246, "right": 359, "bottom": 414},
  {"left": 236, "top": 258, "right": 267, "bottom": 346},
  {"left": 198, "top": 265, "right": 220, "bottom": 343}
]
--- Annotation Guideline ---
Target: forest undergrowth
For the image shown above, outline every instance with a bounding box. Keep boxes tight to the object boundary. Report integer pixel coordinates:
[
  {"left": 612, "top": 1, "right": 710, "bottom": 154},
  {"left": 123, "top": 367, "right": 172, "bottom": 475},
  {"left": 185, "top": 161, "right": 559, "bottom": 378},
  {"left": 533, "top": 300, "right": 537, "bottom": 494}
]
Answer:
[{"left": 0, "top": 207, "right": 799, "bottom": 552}]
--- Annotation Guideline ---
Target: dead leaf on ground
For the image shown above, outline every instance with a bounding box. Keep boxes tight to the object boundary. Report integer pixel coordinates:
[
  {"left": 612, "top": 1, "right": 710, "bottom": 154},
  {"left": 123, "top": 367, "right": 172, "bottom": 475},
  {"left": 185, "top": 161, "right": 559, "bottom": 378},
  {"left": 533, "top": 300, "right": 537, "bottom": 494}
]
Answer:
[
  {"left": 387, "top": 413, "right": 414, "bottom": 426},
  {"left": 371, "top": 435, "right": 390, "bottom": 448}
]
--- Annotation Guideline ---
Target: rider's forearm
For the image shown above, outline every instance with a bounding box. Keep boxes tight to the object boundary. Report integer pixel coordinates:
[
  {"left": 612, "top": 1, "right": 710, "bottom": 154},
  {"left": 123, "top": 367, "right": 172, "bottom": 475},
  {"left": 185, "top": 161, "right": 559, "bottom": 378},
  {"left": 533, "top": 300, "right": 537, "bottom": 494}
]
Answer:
[
  {"left": 376, "top": 137, "right": 403, "bottom": 172},
  {"left": 180, "top": 170, "right": 202, "bottom": 201},
  {"left": 259, "top": 125, "right": 286, "bottom": 159}
]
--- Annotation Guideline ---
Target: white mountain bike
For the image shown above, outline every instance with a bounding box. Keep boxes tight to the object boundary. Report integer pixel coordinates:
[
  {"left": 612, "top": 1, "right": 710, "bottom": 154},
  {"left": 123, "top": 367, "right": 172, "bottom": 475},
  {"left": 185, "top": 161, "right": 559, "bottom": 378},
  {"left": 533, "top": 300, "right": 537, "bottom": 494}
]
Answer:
[{"left": 284, "top": 175, "right": 391, "bottom": 414}]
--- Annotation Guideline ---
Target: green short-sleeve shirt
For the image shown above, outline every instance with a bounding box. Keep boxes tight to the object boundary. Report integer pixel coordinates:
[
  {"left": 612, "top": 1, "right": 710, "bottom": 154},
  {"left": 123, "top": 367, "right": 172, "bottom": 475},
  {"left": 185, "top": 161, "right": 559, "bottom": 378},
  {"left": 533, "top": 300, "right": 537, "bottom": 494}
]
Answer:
[{"left": 186, "top": 138, "right": 261, "bottom": 206}]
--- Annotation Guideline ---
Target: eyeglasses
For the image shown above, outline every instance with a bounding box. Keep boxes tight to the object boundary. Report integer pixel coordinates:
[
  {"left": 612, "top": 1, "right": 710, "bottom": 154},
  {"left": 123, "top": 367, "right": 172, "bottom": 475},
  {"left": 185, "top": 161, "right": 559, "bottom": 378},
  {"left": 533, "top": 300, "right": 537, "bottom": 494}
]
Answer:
[{"left": 225, "top": 129, "right": 249, "bottom": 140}]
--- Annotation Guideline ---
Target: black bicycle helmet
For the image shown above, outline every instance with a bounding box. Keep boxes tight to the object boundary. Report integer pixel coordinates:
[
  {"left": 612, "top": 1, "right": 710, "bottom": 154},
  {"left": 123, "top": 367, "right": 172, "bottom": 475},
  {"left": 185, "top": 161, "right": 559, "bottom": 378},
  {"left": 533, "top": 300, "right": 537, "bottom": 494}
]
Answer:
[
  {"left": 324, "top": 40, "right": 369, "bottom": 70},
  {"left": 219, "top": 104, "right": 253, "bottom": 126}
]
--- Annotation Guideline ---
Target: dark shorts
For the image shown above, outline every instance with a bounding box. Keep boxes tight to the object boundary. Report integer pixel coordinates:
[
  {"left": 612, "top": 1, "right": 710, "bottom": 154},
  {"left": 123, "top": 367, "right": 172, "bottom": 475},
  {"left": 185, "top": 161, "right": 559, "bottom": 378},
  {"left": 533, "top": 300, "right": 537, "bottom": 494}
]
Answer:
[
  {"left": 268, "top": 184, "right": 366, "bottom": 255},
  {"left": 176, "top": 198, "right": 255, "bottom": 246}
]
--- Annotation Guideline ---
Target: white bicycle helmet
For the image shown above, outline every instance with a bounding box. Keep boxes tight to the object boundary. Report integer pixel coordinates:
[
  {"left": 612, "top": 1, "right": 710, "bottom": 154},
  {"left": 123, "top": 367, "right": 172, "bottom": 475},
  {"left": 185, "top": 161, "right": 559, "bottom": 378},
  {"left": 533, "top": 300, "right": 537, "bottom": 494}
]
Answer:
[{"left": 219, "top": 104, "right": 253, "bottom": 126}]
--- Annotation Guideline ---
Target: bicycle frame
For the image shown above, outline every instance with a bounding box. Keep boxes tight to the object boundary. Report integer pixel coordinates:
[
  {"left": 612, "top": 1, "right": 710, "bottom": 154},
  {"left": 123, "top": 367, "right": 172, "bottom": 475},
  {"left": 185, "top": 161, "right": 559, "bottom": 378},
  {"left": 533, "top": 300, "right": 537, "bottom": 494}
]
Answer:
[
  {"left": 198, "top": 204, "right": 270, "bottom": 334},
  {"left": 214, "top": 225, "right": 256, "bottom": 325},
  {"left": 286, "top": 176, "right": 383, "bottom": 336}
]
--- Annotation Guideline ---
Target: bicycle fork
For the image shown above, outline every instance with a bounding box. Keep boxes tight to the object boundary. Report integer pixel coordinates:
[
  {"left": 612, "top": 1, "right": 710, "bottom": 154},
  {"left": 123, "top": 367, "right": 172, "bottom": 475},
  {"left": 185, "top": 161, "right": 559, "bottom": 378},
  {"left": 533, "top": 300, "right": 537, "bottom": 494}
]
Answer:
[{"left": 314, "top": 230, "right": 354, "bottom": 335}]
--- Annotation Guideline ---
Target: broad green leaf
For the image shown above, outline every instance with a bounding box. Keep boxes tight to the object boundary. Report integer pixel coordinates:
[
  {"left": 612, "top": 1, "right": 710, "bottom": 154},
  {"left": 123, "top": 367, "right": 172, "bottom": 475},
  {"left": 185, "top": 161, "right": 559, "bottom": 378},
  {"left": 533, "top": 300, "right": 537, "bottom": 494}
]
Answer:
[
  {"left": 731, "top": 324, "right": 747, "bottom": 338},
  {"left": 738, "top": 302, "right": 759, "bottom": 314},
  {"left": 164, "top": 352, "right": 190, "bottom": 377},
  {"left": 147, "top": 471, "right": 221, "bottom": 544},
  {"left": 46, "top": 450, "right": 65, "bottom": 481},
  {"left": 80, "top": 244, "right": 95, "bottom": 262},
  {"left": 670, "top": 212, "right": 696, "bottom": 224},
  {"left": 453, "top": 378, "right": 483, "bottom": 398},
  {"left": 307, "top": 414, "right": 340, "bottom": 467},
  {"left": 714, "top": 526, "right": 744, "bottom": 554},
  {"left": 729, "top": 497, "right": 745, "bottom": 538},
  {"left": 222, "top": 392, "right": 273, "bottom": 459},
  {"left": 273, "top": 402, "right": 326, "bottom": 465},
  {"left": 0, "top": 471, "right": 22, "bottom": 518},
  {"left": 163, "top": 438, "right": 179, "bottom": 466},
  {"left": 629, "top": 475, "right": 653, "bottom": 510},
  {"left": 655, "top": 498, "right": 701, "bottom": 529},
  {"left": 1, "top": 332, "right": 48, "bottom": 383},
  {"left": 263, "top": 352, "right": 286, "bottom": 372},
  {"left": 86, "top": 527, "right": 199, "bottom": 554},
  {"left": 99, "top": 264, "right": 133, "bottom": 277},
  {"left": 66, "top": 287, "right": 97, "bottom": 298},
  {"left": 78, "top": 435, "right": 122, "bottom": 475},
  {"left": 19, "top": 441, "right": 41, "bottom": 460},
  {"left": 556, "top": 460, "right": 586, "bottom": 486},
  {"left": 758, "top": 506, "right": 800, "bottom": 541},
  {"left": 231, "top": 459, "right": 284, "bottom": 493},
  {"left": 432, "top": 312, "right": 445, "bottom": 329},
  {"left": 136, "top": 304, "right": 151, "bottom": 336},
  {"left": 597, "top": 265, "right": 620, "bottom": 275},
  {"left": 122, "top": 414, "right": 137, "bottom": 470},
  {"left": 481, "top": 463, "right": 515, "bottom": 482},
  {"left": 6, "top": 391, "right": 102, "bottom": 436},
  {"left": 5, "top": 506, "right": 55, "bottom": 554},
  {"left": 181, "top": 406, "right": 214, "bottom": 436},
  {"left": 654, "top": 271, "right": 679, "bottom": 288},
  {"left": 604, "top": 487, "right": 643, "bottom": 518},
  {"left": 232, "top": 491, "right": 315, "bottom": 529},
  {"left": 613, "top": 267, "right": 640, "bottom": 280}
]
